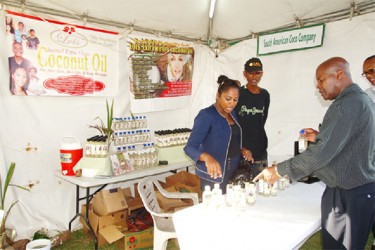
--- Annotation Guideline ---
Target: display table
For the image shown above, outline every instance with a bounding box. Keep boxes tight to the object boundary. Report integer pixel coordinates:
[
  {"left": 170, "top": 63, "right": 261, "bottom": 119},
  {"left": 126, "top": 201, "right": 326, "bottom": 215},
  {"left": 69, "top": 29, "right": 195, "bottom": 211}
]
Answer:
[
  {"left": 55, "top": 160, "right": 195, "bottom": 250},
  {"left": 173, "top": 181, "right": 325, "bottom": 250}
]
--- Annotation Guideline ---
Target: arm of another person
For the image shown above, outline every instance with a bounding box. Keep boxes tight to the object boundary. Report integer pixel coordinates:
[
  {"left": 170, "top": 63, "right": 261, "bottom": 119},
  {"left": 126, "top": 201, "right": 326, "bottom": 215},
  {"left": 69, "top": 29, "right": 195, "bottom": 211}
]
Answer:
[
  {"left": 184, "top": 110, "right": 222, "bottom": 178},
  {"left": 255, "top": 101, "right": 361, "bottom": 183}
]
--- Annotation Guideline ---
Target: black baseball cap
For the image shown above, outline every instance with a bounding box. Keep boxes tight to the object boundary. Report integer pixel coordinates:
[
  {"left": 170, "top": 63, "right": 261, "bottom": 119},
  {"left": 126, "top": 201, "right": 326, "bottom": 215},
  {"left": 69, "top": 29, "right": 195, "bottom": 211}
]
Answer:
[{"left": 244, "top": 57, "right": 263, "bottom": 73}]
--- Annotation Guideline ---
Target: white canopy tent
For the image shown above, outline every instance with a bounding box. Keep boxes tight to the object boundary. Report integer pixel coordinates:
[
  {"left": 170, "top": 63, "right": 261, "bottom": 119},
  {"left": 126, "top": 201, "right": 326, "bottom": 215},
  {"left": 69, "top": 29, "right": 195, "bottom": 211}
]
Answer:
[{"left": 0, "top": 0, "right": 374, "bottom": 240}]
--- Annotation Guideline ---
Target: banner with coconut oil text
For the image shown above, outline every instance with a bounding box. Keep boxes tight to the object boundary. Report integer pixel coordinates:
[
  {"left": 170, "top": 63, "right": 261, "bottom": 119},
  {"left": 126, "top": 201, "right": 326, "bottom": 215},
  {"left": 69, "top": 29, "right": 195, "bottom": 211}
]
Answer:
[
  {"left": 257, "top": 24, "right": 325, "bottom": 56},
  {"left": 5, "top": 11, "right": 119, "bottom": 96},
  {"left": 127, "top": 36, "right": 194, "bottom": 113}
]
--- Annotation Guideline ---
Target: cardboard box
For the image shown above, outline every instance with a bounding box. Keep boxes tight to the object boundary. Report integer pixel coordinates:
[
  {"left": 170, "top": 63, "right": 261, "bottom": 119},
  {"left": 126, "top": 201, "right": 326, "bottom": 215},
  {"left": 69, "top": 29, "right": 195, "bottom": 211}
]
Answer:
[
  {"left": 92, "top": 187, "right": 128, "bottom": 216},
  {"left": 99, "top": 225, "right": 153, "bottom": 250},
  {"left": 164, "top": 171, "right": 201, "bottom": 193},
  {"left": 121, "top": 185, "right": 144, "bottom": 215},
  {"left": 80, "top": 204, "right": 128, "bottom": 246}
]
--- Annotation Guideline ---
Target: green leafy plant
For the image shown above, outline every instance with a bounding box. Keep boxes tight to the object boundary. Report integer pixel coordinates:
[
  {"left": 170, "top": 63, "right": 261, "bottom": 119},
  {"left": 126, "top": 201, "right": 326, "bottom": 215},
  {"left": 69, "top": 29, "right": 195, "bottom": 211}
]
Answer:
[
  {"left": 0, "top": 162, "right": 29, "bottom": 248},
  {"left": 89, "top": 99, "right": 114, "bottom": 141}
]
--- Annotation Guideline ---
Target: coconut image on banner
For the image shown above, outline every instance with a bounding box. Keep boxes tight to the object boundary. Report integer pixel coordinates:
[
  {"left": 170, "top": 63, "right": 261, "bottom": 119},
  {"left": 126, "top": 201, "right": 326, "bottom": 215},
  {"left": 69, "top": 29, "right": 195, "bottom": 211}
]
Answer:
[
  {"left": 5, "top": 10, "right": 119, "bottom": 97},
  {"left": 127, "top": 36, "right": 194, "bottom": 99}
]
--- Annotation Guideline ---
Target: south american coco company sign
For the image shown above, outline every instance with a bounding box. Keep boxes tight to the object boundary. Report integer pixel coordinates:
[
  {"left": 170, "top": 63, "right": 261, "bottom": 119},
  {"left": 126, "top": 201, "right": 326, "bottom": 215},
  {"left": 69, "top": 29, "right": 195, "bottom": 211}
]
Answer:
[{"left": 257, "top": 24, "right": 325, "bottom": 56}]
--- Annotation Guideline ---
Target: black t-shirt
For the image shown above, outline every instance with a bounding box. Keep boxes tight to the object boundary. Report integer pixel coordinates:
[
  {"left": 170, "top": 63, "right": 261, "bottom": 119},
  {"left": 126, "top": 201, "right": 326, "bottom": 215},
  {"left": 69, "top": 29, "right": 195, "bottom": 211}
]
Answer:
[
  {"left": 227, "top": 123, "right": 241, "bottom": 158},
  {"left": 234, "top": 86, "right": 270, "bottom": 160}
]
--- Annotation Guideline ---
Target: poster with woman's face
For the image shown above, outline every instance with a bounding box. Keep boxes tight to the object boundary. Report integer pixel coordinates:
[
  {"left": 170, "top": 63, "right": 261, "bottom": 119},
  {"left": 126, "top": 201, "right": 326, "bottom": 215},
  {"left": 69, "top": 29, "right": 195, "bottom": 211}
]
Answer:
[{"left": 127, "top": 37, "right": 194, "bottom": 99}]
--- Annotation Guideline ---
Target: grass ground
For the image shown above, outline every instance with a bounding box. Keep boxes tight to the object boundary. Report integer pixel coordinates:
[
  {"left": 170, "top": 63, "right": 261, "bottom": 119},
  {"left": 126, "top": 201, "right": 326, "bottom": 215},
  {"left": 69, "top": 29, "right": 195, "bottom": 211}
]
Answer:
[{"left": 54, "top": 229, "right": 374, "bottom": 250}]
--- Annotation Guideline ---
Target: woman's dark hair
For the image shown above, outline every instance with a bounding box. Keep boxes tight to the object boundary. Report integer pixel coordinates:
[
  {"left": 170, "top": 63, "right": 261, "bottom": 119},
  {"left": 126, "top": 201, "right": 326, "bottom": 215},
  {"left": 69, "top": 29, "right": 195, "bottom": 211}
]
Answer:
[{"left": 217, "top": 75, "right": 241, "bottom": 95}]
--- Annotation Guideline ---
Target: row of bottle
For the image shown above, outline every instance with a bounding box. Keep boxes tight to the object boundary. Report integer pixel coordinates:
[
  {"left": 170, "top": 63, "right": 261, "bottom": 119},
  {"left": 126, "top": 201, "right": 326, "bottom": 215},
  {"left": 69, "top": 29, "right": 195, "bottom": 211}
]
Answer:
[
  {"left": 114, "top": 143, "right": 158, "bottom": 170},
  {"left": 202, "top": 176, "right": 291, "bottom": 210},
  {"left": 154, "top": 128, "right": 192, "bottom": 147},
  {"left": 112, "top": 116, "right": 148, "bottom": 131},
  {"left": 202, "top": 182, "right": 257, "bottom": 211},
  {"left": 85, "top": 135, "right": 108, "bottom": 158},
  {"left": 113, "top": 130, "right": 152, "bottom": 146}
]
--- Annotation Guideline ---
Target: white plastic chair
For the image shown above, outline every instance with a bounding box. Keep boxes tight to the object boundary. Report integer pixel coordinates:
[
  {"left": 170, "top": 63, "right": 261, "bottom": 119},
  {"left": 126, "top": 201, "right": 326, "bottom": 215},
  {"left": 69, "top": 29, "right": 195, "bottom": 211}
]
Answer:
[{"left": 137, "top": 176, "right": 198, "bottom": 250}]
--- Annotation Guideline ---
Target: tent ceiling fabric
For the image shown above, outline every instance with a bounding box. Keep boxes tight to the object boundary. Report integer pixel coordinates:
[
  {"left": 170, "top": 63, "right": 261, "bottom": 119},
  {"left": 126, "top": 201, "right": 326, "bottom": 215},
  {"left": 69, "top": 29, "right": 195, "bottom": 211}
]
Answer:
[{"left": 3, "top": 0, "right": 375, "bottom": 45}]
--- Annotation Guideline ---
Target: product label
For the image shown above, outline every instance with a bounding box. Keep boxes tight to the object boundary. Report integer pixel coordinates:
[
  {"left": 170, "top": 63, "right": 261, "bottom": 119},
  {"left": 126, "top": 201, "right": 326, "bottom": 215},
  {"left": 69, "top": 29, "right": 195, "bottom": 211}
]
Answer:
[{"left": 60, "top": 153, "right": 72, "bottom": 163}]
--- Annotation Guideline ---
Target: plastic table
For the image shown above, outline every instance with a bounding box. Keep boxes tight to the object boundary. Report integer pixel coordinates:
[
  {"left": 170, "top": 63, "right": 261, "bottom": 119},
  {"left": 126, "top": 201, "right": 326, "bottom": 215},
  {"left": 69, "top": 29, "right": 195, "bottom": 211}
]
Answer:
[
  {"left": 55, "top": 160, "right": 195, "bottom": 250},
  {"left": 173, "top": 181, "right": 325, "bottom": 250}
]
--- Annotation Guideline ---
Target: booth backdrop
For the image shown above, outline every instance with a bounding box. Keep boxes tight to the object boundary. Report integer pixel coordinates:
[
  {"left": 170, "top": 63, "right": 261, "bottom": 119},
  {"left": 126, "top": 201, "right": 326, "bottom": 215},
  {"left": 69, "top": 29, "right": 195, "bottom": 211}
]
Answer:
[{"left": 0, "top": 10, "right": 374, "bottom": 239}]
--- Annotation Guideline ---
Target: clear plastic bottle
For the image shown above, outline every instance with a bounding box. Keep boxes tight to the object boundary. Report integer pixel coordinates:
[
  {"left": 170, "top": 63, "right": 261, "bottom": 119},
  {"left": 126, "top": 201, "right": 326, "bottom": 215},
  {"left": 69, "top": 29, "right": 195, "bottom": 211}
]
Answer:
[
  {"left": 226, "top": 181, "right": 234, "bottom": 207},
  {"left": 271, "top": 181, "right": 278, "bottom": 196},
  {"left": 202, "top": 185, "right": 212, "bottom": 207},
  {"left": 246, "top": 182, "right": 257, "bottom": 205},
  {"left": 298, "top": 129, "right": 307, "bottom": 153},
  {"left": 263, "top": 181, "right": 271, "bottom": 197},
  {"left": 212, "top": 183, "right": 224, "bottom": 208},
  {"left": 238, "top": 183, "right": 247, "bottom": 210},
  {"left": 258, "top": 178, "right": 264, "bottom": 195}
]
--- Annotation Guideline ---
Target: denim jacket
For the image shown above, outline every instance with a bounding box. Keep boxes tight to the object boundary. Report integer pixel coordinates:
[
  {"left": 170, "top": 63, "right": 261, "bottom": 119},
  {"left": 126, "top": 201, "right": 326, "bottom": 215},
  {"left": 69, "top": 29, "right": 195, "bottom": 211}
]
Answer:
[{"left": 184, "top": 105, "right": 243, "bottom": 183}]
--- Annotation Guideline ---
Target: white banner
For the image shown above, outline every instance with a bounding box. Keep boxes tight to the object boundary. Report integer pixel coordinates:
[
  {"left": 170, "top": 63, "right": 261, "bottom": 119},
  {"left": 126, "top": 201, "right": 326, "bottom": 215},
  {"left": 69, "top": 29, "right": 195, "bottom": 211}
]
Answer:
[
  {"left": 257, "top": 24, "right": 325, "bottom": 55},
  {"left": 6, "top": 11, "right": 119, "bottom": 96}
]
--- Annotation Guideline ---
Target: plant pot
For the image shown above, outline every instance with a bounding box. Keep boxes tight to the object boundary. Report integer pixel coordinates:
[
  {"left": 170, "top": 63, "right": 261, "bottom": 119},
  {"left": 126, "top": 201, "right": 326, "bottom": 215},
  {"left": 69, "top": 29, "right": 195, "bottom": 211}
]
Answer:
[{"left": 26, "top": 239, "right": 51, "bottom": 250}]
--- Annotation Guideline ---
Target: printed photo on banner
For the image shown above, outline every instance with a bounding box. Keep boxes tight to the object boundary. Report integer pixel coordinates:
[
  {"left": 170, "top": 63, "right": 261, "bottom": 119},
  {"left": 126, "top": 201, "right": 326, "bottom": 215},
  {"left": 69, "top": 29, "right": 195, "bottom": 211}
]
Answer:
[
  {"left": 127, "top": 36, "right": 194, "bottom": 99},
  {"left": 5, "top": 11, "right": 119, "bottom": 96}
]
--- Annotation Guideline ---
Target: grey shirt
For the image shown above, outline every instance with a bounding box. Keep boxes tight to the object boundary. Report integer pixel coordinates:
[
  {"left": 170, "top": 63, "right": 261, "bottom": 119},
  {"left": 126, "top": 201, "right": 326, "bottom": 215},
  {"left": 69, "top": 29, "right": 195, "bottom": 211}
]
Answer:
[{"left": 278, "top": 84, "right": 375, "bottom": 189}]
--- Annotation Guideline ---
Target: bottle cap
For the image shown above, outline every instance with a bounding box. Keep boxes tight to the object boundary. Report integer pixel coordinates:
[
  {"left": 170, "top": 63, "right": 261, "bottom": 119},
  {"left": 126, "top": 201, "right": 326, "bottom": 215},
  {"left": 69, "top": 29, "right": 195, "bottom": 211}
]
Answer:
[{"left": 299, "top": 129, "right": 305, "bottom": 134}]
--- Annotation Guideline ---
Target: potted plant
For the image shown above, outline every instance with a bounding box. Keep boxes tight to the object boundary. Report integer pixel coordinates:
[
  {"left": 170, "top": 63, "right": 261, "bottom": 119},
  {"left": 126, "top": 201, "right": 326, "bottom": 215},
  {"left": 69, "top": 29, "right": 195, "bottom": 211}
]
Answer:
[
  {"left": 0, "top": 162, "right": 29, "bottom": 249},
  {"left": 89, "top": 99, "right": 114, "bottom": 147}
]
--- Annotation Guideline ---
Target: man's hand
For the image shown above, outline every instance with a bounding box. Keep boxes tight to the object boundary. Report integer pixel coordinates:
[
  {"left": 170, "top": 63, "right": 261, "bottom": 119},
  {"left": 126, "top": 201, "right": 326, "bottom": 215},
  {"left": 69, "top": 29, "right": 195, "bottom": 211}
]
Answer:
[
  {"left": 302, "top": 128, "right": 319, "bottom": 143},
  {"left": 253, "top": 165, "right": 281, "bottom": 184},
  {"left": 241, "top": 148, "right": 254, "bottom": 163}
]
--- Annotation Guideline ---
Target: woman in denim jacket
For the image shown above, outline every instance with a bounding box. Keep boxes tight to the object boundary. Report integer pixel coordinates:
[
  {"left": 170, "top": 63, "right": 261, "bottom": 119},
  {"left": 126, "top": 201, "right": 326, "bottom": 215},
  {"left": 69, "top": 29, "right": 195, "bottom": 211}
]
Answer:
[{"left": 184, "top": 75, "right": 253, "bottom": 192}]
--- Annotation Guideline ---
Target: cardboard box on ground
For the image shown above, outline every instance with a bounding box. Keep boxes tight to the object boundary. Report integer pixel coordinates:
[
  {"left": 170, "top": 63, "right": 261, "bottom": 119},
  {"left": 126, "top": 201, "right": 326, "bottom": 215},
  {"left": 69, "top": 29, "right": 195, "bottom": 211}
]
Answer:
[
  {"left": 91, "top": 188, "right": 128, "bottom": 216},
  {"left": 80, "top": 203, "right": 153, "bottom": 249},
  {"left": 80, "top": 171, "right": 200, "bottom": 248},
  {"left": 162, "top": 171, "right": 201, "bottom": 196}
]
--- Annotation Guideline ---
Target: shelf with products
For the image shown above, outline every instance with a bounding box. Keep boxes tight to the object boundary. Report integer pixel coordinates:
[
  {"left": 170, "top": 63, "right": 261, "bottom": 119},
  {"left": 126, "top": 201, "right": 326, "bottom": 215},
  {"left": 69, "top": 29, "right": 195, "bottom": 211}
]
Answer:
[
  {"left": 154, "top": 128, "right": 193, "bottom": 164},
  {"left": 154, "top": 128, "right": 192, "bottom": 148},
  {"left": 108, "top": 115, "right": 158, "bottom": 176}
]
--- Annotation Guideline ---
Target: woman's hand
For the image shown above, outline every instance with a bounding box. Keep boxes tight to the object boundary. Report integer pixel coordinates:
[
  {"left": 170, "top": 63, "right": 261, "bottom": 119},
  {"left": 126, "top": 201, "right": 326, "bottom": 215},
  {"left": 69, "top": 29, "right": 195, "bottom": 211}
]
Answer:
[
  {"left": 241, "top": 148, "right": 254, "bottom": 163},
  {"left": 200, "top": 153, "right": 222, "bottom": 179}
]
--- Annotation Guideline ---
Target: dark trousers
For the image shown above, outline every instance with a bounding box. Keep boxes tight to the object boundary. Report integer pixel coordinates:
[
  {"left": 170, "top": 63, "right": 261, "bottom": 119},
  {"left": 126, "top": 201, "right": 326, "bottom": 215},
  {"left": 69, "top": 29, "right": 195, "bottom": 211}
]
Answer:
[{"left": 321, "top": 182, "right": 375, "bottom": 249}]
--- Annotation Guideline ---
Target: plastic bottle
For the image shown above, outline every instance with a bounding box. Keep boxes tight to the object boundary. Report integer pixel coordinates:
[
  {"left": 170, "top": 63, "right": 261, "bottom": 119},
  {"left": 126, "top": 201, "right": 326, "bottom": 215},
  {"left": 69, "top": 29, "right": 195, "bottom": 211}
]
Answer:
[
  {"left": 258, "top": 178, "right": 264, "bottom": 195},
  {"left": 202, "top": 185, "right": 212, "bottom": 207},
  {"left": 226, "top": 181, "right": 234, "bottom": 207},
  {"left": 212, "top": 183, "right": 224, "bottom": 208},
  {"left": 298, "top": 129, "right": 307, "bottom": 153},
  {"left": 246, "top": 182, "right": 257, "bottom": 205},
  {"left": 238, "top": 183, "right": 247, "bottom": 210}
]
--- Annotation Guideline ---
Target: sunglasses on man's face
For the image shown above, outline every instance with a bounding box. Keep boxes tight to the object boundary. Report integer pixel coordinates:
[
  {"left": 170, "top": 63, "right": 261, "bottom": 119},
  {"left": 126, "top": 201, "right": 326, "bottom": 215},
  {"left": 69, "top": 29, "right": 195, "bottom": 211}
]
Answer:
[{"left": 362, "top": 68, "right": 375, "bottom": 77}]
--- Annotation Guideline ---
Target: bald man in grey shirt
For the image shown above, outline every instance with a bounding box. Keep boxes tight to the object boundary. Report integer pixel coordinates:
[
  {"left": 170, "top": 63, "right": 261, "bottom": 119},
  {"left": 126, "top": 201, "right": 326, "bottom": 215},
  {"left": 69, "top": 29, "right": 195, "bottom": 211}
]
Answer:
[{"left": 255, "top": 57, "right": 375, "bottom": 249}]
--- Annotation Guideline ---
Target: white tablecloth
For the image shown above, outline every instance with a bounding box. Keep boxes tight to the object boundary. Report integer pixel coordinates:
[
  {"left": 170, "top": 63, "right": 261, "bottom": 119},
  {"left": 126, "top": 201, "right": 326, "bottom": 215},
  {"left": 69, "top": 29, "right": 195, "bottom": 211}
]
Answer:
[{"left": 173, "top": 181, "right": 325, "bottom": 250}]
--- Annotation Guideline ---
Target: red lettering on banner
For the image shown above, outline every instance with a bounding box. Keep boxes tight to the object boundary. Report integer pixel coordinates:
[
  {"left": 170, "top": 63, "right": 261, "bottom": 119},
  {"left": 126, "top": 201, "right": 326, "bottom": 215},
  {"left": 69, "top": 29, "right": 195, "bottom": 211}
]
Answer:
[
  {"left": 44, "top": 75, "right": 105, "bottom": 96},
  {"left": 159, "top": 81, "right": 192, "bottom": 97}
]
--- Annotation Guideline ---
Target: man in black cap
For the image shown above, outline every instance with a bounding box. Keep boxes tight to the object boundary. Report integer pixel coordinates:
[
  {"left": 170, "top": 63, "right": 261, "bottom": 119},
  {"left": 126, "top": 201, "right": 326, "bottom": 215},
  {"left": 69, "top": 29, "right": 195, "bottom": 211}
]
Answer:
[{"left": 235, "top": 57, "right": 270, "bottom": 170}]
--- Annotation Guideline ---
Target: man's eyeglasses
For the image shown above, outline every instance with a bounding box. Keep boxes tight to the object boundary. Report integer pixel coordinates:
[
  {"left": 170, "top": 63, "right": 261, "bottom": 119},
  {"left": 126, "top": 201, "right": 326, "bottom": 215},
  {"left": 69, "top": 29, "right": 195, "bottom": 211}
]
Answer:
[{"left": 361, "top": 68, "right": 375, "bottom": 77}]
